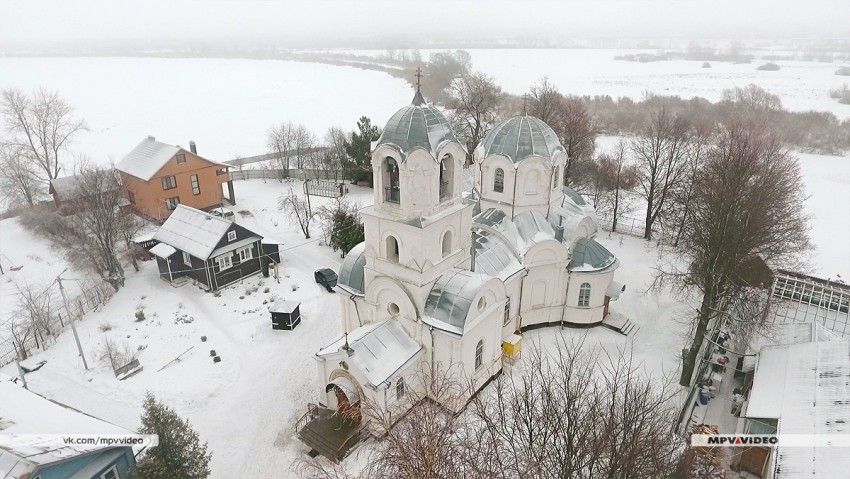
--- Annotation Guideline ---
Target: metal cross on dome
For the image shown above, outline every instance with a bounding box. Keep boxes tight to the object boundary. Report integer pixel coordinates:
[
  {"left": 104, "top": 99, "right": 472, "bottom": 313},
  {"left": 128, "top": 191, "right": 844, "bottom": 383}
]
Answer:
[{"left": 415, "top": 67, "right": 423, "bottom": 91}]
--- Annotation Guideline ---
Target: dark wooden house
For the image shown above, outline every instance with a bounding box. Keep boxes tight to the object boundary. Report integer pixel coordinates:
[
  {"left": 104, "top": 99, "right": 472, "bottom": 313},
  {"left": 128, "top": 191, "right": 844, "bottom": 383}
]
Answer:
[{"left": 150, "top": 205, "right": 273, "bottom": 291}]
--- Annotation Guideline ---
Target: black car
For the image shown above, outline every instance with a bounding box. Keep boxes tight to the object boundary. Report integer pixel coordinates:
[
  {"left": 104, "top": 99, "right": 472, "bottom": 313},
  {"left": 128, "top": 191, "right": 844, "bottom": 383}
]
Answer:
[{"left": 314, "top": 268, "right": 338, "bottom": 292}]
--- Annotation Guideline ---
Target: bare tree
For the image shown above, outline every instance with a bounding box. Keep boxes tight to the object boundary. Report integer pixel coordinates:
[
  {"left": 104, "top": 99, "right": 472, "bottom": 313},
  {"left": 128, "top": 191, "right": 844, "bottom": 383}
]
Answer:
[
  {"left": 1, "top": 88, "right": 87, "bottom": 181},
  {"left": 52, "top": 166, "right": 131, "bottom": 289},
  {"left": 665, "top": 119, "right": 810, "bottom": 386},
  {"left": 528, "top": 77, "right": 561, "bottom": 123},
  {"left": 720, "top": 84, "right": 782, "bottom": 112},
  {"left": 553, "top": 96, "right": 596, "bottom": 185},
  {"left": 324, "top": 127, "right": 349, "bottom": 181},
  {"left": 97, "top": 337, "right": 137, "bottom": 371},
  {"left": 670, "top": 123, "right": 712, "bottom": 247},
  {"left": 267, "top": 122, "right": 296, "bottom": 180},
  {"left": 446, "top": 71, "right": 503, "bottom": 163},
  {"left": 279, "top": 189, "right": 316, "bottom": 239},
  {"left": 608, "top": 139, "right": 636, "bottom": 232},
  {"left": 631, "top": 105, "right": 691, "bottom": 239},
  {"left": 294, "top": 125, "right": 316, "bottom": 170},
  {"left": 15, "top": 281, "right": 58, "bottom": 350},
  {"left": 0, "top": 142, "right": 39, "bottom": 207}
]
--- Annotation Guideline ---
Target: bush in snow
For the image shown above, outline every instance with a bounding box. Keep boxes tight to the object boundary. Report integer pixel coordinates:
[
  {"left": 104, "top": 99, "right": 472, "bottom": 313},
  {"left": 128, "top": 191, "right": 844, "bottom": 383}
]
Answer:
[
  {"left": 136, "top": 392, "right": 212, "bottom": 479},
  {"left": 756, "top": 62, "right": 780, "bottom": 71},
  {"left": 135, "top": 309, "right": 146, "bottom": 321},
  {"left": 99, "top": 322, "right": 113, "bottom": 332},
  {"left": 97, "top": 337, "right": 137, "bottom": 371}
]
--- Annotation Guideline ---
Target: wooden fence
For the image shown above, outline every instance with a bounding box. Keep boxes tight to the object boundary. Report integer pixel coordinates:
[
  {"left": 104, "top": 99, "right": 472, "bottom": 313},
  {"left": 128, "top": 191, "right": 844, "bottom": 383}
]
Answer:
[{"left": 0, "top": 281, "right": 115, "bottom": 367}]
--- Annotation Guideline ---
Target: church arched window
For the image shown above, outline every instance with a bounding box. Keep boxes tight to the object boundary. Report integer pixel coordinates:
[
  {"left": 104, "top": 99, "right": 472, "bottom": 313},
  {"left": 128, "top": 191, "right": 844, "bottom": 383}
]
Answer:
[
  {"left": 383, "top": 157, "right": 400, "bottom": 204},
  {"left": 493, "top": 168, "right": 504, "bottom": 193},
  {"left": 396, "top": 377, "right": 405, "bottom": 400},
  {"left": 578, "top": 282, "right": 591, "bottom": 307},
  {"left": 440, "top": 154, "right": 454, "bottom": 201},
  {"left": 386, "top": 235, "right": 399, "bottom": 263},
  {"left": 553, "top": 166, "right": 560, "bottom": 189},
  {"left": 474, "top": 340, "right": 484, "bottom": 371},
  {"left": 441, "top": 230, "right": 452, "bottom": 258}
]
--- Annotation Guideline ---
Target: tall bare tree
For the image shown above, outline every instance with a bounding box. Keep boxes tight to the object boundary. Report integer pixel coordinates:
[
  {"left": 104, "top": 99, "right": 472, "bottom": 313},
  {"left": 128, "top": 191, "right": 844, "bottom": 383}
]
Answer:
[
  {"left": 447, "top": 71, "right": 503, "bottom": 163},
  {"left": 294, "top": 125, "right": 316, "bottom": 170},
  {"left": 608, "top": 138, "right": 636, "bottom": 232},
  {"left": 553, "top": 96, "right": 596, "bottom": 185},
  {"left": 528, "top": 77, "right": 561, "bottom": 123},
  {"left": 631, "top": 105, "right": 691, "bottom": 239},
  {"left": 1, "top": 88, "right": 87, "bottom": 181},
  {"left": 670, "top": 123, "right": 712, "bottom": 247},
  {"left": 267, "top": 122, "right": 296, "bottom": 180},
  {"left": 52, "top": 166, "right": 132, "bottom": 289},
  {"left": 666, "top": 119, "right": 810, "bottom": 386},
  {"left": 0, "top": 142, "right": 39, "bottom": 207},
  {"left": 279, "top": 189, "right": 316, "bottom": 239},
  {"left": 324, "top": 127, "right": 349, "bottom": 180}
]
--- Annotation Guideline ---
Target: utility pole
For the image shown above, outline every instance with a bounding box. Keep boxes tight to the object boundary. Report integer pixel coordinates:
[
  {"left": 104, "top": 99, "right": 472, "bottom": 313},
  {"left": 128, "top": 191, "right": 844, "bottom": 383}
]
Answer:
[
  {"left": 304, "top": 179, "right": 313, "bottom": 217},
  {"left": 15, "top": 357, "right": 27, "bottom": 389},
  {"left": 57, "top": 272, "right": 88, "bottom": 370}
]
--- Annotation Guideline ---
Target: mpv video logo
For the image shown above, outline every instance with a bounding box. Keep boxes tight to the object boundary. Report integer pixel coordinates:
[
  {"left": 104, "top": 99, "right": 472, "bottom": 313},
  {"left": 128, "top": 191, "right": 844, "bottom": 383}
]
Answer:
[{"left": 691, "top": 434, "right": 850, "bottom": 448}]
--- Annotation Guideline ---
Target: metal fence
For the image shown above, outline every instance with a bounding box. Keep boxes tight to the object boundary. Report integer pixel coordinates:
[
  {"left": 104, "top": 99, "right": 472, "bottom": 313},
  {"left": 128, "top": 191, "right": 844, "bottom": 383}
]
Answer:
[
  {"left": 769, "top": 270, "right": 849, "bottom": 337},
  {"left": 0, "top": 281, "right": 115, "bottom": 367},
  {"left": 597, "top": 212, "right": 649, "bottom": 239},
  {"left": 230, "top": 168, "right": 341, "bottom": 182}
]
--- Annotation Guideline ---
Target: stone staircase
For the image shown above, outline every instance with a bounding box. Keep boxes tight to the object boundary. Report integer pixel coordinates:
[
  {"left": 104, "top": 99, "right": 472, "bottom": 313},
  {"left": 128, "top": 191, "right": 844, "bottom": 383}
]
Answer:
[{"left": 600, "top": 313, "right": 639, "bottom": 336}]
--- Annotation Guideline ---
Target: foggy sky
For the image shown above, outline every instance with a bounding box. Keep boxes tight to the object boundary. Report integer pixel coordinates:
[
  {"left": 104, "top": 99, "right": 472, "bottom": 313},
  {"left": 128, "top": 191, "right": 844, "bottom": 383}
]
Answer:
[{"left": 1, "top": 0, "right": 848, "bottom": 49}]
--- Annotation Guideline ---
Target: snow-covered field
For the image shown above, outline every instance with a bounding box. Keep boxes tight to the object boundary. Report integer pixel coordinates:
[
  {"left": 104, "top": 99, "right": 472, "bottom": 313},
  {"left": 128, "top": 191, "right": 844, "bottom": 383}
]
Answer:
[{"left": 0, "top": 57, "right": 412, "bottom": 163}]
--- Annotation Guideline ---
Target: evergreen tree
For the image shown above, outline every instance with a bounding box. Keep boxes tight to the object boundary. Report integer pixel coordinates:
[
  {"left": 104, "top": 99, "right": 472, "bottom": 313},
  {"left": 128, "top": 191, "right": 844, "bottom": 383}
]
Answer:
[
  {"left": 343, "top": 116, "right": 380, "bottom": 184},
  {"left": 136, "top": 393, "right": 212, "bottom": 479}
]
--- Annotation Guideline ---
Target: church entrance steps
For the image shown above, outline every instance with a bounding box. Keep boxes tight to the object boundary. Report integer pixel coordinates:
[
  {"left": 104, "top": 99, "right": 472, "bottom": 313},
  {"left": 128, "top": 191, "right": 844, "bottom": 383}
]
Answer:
[
  {"left": 601, "top": 313, "right": 638, "bottom": 336},
  {"left": 295, "top": 405, "right": 363, "bottom": 463}
]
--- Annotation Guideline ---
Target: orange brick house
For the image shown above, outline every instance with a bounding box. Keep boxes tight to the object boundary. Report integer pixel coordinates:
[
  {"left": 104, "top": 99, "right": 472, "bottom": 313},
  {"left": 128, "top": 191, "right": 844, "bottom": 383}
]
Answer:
[{"left": 117, "top": 136, "right": 236, "bottom": 221}]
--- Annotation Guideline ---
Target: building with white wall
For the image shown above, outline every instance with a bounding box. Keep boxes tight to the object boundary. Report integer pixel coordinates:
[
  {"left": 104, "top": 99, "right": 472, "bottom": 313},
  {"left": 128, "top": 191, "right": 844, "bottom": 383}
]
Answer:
[{"left": 311, "top": 89, "right": 624, "bottom": 430}]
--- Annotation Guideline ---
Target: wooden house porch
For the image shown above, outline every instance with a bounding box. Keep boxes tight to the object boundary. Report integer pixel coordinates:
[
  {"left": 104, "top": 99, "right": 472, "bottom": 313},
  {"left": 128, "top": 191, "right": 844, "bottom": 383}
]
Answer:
[{"left": 295, "top": 405, "right": 363, "bottom": 463}]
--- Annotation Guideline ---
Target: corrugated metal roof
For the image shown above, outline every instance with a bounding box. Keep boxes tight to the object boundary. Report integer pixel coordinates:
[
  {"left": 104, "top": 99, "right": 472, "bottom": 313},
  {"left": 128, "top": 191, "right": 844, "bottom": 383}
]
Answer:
[
  {"left": 747, "top": 340, "right": 850, "bottom": 478},
  {"left": 479, "top": 115, "right": 565, "bottom": 164},
  {"left": 473, "top": 228, "right": 524, "bottom": 280},
  {"left": 116, "top": 137, "right": 181, "bottom": 180},
  {"left": 338, "top": 242, "right": 366, "bottom": 294},
  {"left": 568, "top": 238, "right": 616, "bottom": 271},
  {"left": 376, "top": 93, "right": 457, "bottom": 160},
  {"left": 424, "top": 269, "right": 489, "bottom": 335},
  {"left": 153, "top": 205, "right": 234, "bottom": 260}
]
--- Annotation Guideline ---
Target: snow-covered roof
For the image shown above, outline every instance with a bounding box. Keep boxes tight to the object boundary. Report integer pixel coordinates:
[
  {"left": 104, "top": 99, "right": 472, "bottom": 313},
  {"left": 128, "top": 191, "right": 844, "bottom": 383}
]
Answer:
[
  {"left": 514, "top": 210, "right": 557, "bottom": 249},
  {"left": 317, "top": 320, "right": 424, "bottom": 389},
  {"left": 0, "top": 380, "right": 133, "bottom": 473},
  {"left": 149, "top": 243, "right": 176, "bottom": 258},
  {"left": 472, "top": 228, "right": 524, "bottom": 281},
  {"left": 747, "top": 340, "right": 850, "bottom": 478},
  {"left": 153, "top": 205, "right": 247, "bottom": 260},
  {"left": 270, "top": 300, "right": 300, "bottom": 314},
  {"left": 338, "top": 242, "right": 366, "bottom": 294},
  {"left": 424, "top": 269, "right": 490, "bottom": 335},
  {"left": 375, "top": 92, "right": 457, "bottom": 160},
  {"left": 116, "top": 136, "right": 181, "bottom": 180},
  {"left": 568, "top": 238, "right": 617, "bottom": 272},
  {"left": 478, "top": 115, "right": 565, "bottom": 164}
]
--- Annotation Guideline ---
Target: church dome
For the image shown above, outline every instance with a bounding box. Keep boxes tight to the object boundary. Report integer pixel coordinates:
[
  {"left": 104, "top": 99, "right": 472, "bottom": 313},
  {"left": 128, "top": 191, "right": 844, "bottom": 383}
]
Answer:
[
  {"left": 337, "top": 242, "right": 366, "bottom": 294},
  {"left": 376, "top": 91, "right": 457, "bottom": 160},
  {"left": 479, "top": 115, "right": 565, "bottom": 164}
]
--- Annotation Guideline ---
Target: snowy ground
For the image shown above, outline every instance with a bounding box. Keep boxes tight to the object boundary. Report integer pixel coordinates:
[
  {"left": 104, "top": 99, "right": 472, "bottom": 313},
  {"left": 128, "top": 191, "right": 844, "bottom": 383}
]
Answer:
[
  {"left": 0, "top": 177, "right": 690, "bottom": 477},
  {"left": 0, "top": 57, "right": 412, "bottom": 163}
]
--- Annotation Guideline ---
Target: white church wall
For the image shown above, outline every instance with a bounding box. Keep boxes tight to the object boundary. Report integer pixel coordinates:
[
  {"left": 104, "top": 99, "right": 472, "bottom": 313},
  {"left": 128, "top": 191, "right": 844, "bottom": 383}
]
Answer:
[
  {"left": 563, "top": 269, "right": 617, "bottom": 324},
  {"left": 501, "top": 274, "right": 524, "bottom": 335},
  {"left": 512, "top": 156, "right": 553, "bottom": 214},
  {"left": 477, "top": 155, "right": 516, "bottom": 215},
  {"left": 519, "top": 242, "right": 570, "bottom": 328}
]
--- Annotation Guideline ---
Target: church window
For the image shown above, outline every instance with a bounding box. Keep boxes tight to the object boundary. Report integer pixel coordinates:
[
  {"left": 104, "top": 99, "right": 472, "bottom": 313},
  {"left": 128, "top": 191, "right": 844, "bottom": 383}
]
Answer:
[
  {"left": 493, "top": 168, "right": 504, "bottom": 193},
  {"left": 384, "top": 157, "right": 400, "bottom": 204},
  {"left": 386, "top": 235, "right": 399, "bottom": 262},
  {"left": 441, "top": 230, "right": 452, "bottom": 258},
  {"left": 396, "top": 377, "right": 405, "bottom": 400},
  {"left": 475, "top": 340, "right": 484, "bottom": 371},
  {"left": 553, "top": 166, "right": 560, "bottom": 189},
  {"left": 439, "top": 155, "right": 454, "bottom": 201},
  {"left": 578, "top": 282, "right": 592, "bottom": 307},
  {"left": 477, "top": 297, "right": 487, "bottom": 311},
  {"left": 503, "top": 297, "right": 511, "bottom": 326},
  {"left": 388, "top": 302, "right": 400, "bottom": 316}
]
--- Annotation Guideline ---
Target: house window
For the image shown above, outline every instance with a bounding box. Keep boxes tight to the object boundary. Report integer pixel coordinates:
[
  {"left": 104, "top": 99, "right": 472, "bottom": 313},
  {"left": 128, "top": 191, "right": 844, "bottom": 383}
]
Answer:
[
  {"left": 216, "top": 254, "right": 233, "bottom": 271},
  {"left": 161, "top": 176, "right": 177, "bottom": 190},
  {"left": 227, "top": 231, "right": 237, "bottom": 242},
  {"left": 578, "top": 282, "right": 591, "bottom": 307},
  {"left": 182, "top": 251, "right": 191, "bottom": 266},
  {"left": 191, "top": 174, "right": 200, "bottom": 195},
  {"left": 553, "top": 166, "right": 560, "bottom": 189},
  {"left": 503, "top": 297, "right": 511, "bottom": 326},
  {"left": 396, "top": 377, "right": 405, "bottom": 400},
  {"left": 176, "top": 153, "right": 186, "bottom": 164},
  {"left": 474, "top": 340, "right": 484, "bottom": 371},
  {"left": 237, "top": 246, "right": 253, "bottom": 262},
  {"left": 165, "top": 197, "right": 179, "bottom": 210},
  {"left": 493, "top": 168, "right": 504, "bottom": 193},
  {"left": 100, "top": 465, "right": 120, "bottom": 479}
]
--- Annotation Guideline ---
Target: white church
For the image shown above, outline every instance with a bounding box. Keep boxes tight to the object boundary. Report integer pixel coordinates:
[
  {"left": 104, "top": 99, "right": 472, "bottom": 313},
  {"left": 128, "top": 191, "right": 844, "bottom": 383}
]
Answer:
[{"left": 311, "top": 89, "right": 624, "bottom": 428}]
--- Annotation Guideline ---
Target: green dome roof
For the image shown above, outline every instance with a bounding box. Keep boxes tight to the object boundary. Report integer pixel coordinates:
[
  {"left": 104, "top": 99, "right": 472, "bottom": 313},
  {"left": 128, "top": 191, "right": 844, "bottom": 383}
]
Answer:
[
  {"left": 479, "top": 115, "right": 565, "bottom": 164},
  {"left": 337, "top": 242, "right": 366, "bottom": 293},
  {"left": 376, "top": 92, "right": 457, "bottom": 160},
  {"left": 568, "top": 238, "right": 617, "bottom": 271}
]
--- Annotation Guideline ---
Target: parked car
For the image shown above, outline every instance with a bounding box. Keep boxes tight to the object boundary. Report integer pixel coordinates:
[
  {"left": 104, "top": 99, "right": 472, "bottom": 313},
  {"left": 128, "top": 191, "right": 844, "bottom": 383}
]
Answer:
[{"left": 314, "top": 268, "right": 338, "bottom": 292}]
